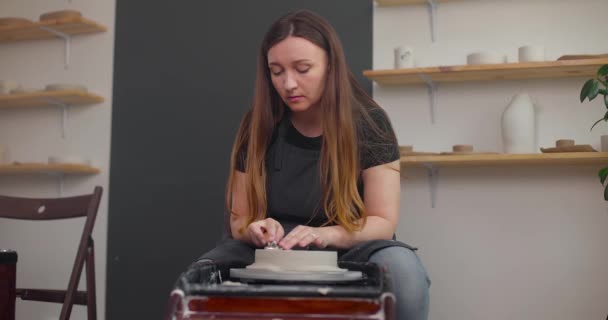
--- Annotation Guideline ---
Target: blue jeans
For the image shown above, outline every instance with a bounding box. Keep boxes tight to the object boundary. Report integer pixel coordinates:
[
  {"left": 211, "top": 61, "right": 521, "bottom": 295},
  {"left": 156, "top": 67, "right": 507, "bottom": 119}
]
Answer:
[{"left": 369, "top": 246, "right": 431, "bottom": 320}]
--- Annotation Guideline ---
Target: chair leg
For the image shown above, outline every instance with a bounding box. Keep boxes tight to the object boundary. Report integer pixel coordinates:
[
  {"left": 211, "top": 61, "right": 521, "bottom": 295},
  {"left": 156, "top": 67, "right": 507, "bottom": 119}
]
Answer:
[
  {"left": 0, "top": 258, "right": 16, "bottom": 320},
  {"left": 86, "top": 239, "right": 97, "bottom": 320}
]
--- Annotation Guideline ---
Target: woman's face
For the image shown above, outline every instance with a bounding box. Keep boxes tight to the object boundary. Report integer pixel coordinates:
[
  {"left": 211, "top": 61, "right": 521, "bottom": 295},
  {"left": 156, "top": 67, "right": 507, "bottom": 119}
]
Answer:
[{"left": 267, "top": 36, "right": 328, "bottom": 114}]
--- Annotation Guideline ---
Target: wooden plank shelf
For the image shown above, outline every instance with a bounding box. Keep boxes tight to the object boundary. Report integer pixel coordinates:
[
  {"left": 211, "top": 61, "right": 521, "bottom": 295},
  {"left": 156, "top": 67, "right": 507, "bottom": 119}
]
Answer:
[
  {"left": 401, "top": 152, "right": 608, "bottom": 168},
  {"left": 0, "top": 163, "right": 100, "bottom": 175},
  {"left": 364, "top": 58, "right": 608, "bottom": 85},
  {"left": 376, "top": 0, "right": 456, "bottom": 6},
  {"left": 0, "top": 90, "right": 104, "bottom": 109},
  {"left": 0, "top": 17, "right": 106, "bottom": 43}
]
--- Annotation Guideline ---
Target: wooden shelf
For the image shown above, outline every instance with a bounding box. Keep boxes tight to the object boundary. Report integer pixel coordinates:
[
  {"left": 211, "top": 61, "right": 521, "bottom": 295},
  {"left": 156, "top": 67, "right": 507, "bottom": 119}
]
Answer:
[
  {"left": 364, "top": 58, "right": 608, "bottom": 85},
  {"left": 0, "top": 17, "right": 106, "bottom": 43},
  {"left": 376, "top": 0, "right": 456, "bottom": 6},
  {"left": 0, "top": 163, "right": 100, "bottom": 175},
  {"left": 0, "top": 90, "right": 104, "bottom": 109},
  {"left": 401, "top": 152, "right": 608, "bottom": 168}
]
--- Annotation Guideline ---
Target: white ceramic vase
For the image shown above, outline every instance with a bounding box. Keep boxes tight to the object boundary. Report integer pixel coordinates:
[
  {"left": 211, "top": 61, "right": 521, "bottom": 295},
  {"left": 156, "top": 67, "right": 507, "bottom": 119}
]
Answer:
[
  {"left": 501, "top": 93, "right": 537, "bottom": 153},
  {"left": 601, "top": 135, "right": 608, "bottom": 152}
]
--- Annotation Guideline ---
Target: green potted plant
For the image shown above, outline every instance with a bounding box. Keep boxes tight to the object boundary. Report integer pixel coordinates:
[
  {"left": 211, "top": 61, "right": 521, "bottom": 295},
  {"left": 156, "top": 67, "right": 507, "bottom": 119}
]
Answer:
[{"left": 580, "top": 63, "right": 608, "bottom": 200}]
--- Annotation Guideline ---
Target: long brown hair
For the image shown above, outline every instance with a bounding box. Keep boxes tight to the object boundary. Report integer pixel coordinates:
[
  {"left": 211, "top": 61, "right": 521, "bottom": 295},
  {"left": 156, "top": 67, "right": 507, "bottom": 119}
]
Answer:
[{"left": 226, "top": 10, "right": 396, "bottom": 234}]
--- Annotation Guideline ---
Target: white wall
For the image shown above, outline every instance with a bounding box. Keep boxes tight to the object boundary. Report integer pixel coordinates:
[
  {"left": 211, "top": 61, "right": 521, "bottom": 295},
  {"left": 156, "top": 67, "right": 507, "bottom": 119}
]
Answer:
[
  {"left": 375, "top": 0, "right": 608, "bottom": 319},
  {"left": 0, "top": 1, "right": 115, "bottom": 319}
]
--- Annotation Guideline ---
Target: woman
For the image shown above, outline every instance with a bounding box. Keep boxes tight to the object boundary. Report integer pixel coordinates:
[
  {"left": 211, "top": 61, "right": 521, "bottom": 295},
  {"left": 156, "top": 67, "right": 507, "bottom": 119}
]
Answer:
[{"left": 199, "top": 9, "right": 430, "bottom": 319}]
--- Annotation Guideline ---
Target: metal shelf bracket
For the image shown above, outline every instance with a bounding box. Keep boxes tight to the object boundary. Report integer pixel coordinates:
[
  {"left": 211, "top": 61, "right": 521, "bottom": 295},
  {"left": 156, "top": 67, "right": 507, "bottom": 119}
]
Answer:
[
  {"left": 46, "top": 172, "right": 65, "bottom": 197},
  {"left": 38, "top": 26, "right": 72, "bottom": 69},
  {"left": 44, "top": 98, "right": 70, "bottom": 139},
  {"left": 374, "top": 0, "right": 438, "bottom": 42},
  {"left": 418, "top": 74, "right": 438, "bottom": 124},
  {"left": 427, "top": 0, "right": 439, "bottom": 42},
  {"left": 58, "top": 174, "right": 65, "bottom": 197},
  {"left": 423, "top": 164, "right": 439, "bottom": 208}
]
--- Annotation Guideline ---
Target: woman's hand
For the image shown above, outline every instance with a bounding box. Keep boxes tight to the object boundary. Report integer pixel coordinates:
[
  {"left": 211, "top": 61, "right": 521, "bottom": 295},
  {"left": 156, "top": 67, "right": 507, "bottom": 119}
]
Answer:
[
  {"left": 279, "top": 225, "right": 329, "bottom": 250},
  {"left": 246, "top": 218, "right": 285, "bottom": 248}
]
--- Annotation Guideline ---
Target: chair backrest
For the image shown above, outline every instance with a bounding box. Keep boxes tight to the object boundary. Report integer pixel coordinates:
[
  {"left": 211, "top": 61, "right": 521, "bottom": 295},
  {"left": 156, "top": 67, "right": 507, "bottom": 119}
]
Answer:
[
  {"left": 0, "top": 186, "right": 103, "bottom": 320},
  {"left": 0, "top": 188, "right": 101, "bottom": 221}
]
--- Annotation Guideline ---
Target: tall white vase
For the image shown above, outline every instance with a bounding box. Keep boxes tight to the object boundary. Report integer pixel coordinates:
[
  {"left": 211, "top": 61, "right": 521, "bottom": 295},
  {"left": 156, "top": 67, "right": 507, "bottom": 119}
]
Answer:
[{"left": 501, "top": 93, "right": 537, "bottom": 153}]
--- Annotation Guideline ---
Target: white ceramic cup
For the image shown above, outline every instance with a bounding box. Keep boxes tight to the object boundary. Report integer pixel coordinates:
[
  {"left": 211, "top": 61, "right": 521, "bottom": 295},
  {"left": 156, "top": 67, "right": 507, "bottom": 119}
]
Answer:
[
  {"left": 394, "top": 46, "right": 414, "bottom": 69},
  {"left": 601, "top": 135, "right": 608, "bottom": 152},
  {"left": 518, "top": 45, "right": 545, "bottom": 62},
  {"left": 466, "top": 51, "right": 506, "bottom": 65}
]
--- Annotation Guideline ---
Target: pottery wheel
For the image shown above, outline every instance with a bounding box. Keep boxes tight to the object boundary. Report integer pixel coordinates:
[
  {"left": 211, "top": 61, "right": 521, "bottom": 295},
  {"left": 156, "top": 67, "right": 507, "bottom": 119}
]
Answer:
[{"left": 229, "top": 268, "right": 363, "bottom": 282}]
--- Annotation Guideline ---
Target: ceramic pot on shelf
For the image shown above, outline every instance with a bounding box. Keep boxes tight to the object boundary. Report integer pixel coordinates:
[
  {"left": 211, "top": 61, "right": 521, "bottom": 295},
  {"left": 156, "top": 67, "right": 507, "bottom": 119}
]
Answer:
[{"left": 501, "top": 93, "right": 537, "bottom": 153}]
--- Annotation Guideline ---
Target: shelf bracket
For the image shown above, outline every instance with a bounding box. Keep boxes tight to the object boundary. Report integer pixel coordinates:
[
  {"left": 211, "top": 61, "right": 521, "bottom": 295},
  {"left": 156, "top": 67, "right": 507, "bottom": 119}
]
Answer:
[
  {"left": 418, "top": 74, "right": 438, "bottom": 124},
  {"left": 423, "top": 164, "right": 439, "bottom": 208},
  {"left": 58, "top": 174, "right": 65, "bottom": 197},
  {"left": 44, "top": 98, "right": 70, "bottom": 139},
  {"left": 47, "top": 172, "right": 65, "bottom": 197},
  {"left": 38, "top": 26, "right": 71, "bottom": 69},
  {"left": 426, "top": 0, "right": 439, "bottom": 42}
]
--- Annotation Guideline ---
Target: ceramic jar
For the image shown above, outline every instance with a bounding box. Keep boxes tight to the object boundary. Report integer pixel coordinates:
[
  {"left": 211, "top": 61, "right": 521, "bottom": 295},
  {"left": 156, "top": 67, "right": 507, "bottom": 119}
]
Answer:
[{"left": 501, "top": 93, "right": 537, "bottom": 153}]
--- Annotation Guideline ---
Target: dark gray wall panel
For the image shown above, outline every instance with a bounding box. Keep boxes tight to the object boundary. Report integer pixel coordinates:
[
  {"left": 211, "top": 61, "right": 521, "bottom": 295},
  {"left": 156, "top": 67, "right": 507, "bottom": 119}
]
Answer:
[{"left": 108, "top": 1, "right": 372, "bottom": 318}]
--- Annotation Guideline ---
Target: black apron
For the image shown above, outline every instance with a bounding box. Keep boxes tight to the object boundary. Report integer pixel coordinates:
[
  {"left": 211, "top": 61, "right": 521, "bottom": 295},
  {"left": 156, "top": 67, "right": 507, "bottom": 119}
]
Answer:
[{"left": 199, "top": 116, "right": 415, "bottom": 266}]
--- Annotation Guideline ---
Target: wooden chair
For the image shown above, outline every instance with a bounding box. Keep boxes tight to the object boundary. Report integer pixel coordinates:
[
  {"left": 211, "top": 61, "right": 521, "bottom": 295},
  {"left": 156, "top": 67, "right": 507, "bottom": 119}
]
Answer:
[{"left": 0, "top": 186, "right": 103, "bottom": 320}]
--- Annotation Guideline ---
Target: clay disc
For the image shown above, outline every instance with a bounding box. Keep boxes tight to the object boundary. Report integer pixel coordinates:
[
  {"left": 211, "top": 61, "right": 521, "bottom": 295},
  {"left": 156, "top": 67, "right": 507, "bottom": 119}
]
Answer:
[
  {"left": 0, "top": 17, "right": 34, "bottom": 27},
  {"left": 557, "top": 54, "right": 608, "bottom": 61},
  {"left": 439, "top": 152, "right": 499, "bottom": 155},
  {"left": 401, "top": 151, "right": 439, "bottom": 156},
  {"left": 540, "top": 145, "right": 597, "bottom": 153},
  {"left": 45, "top": 83, "right": 88, "bottom": 92},
  {"left": 39, "top": 10, "right": 82, "bottom": 21}
]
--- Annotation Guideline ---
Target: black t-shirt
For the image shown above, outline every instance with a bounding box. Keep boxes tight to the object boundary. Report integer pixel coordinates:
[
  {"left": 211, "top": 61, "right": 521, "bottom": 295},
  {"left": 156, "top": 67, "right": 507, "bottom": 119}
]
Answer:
[
  {"left": 236, "top": 108, "right": 400, "bottom": 172},
  {"left": 234, "top": 108, "right": 399, "bottom": 232},
  {"left": 357, "top": 108, "right": 401, "bottom": 170}
]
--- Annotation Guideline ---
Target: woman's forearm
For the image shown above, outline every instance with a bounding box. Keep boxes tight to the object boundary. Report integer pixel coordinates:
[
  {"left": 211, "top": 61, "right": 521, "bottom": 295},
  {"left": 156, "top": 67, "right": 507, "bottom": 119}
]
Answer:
[
  {"left": 230, "top": 215, "right": 254, "bottom": 244},
  {"left": 322, "top": 215, "right": 396, "bottom": 249}
]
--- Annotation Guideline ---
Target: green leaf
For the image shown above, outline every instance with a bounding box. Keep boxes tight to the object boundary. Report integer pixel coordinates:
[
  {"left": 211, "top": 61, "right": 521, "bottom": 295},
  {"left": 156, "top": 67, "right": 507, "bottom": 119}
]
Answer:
[
  {"left": 600, "top": 89, "right": 608, "bottom": 95},
  {"left": 605, "top": 94, "right": 608, "bottom": 109},
  {"left": 604, "top": 184, "right": 608, "bottom": 201},
  {"left": 588, "top": 81, "right": 600, "bottom": 101},
  {"left": 599, "top": 167, "right": 608, "bottom": 185},
  {"left": 590, "top": 117, "right": 605, "bottom": 131},
  {"left": 581, "top": 79, "right": 596, "bottom": 102},
  {"left": 597, "top": 64, "right": 608, "bottom": 77}
]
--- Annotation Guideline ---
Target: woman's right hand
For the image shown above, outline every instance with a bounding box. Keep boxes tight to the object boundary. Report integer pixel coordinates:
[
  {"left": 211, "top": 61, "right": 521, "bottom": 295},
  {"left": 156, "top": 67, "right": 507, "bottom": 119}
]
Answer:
[{"left": 246, "top": 218, "right": 285, "bottom": 248}]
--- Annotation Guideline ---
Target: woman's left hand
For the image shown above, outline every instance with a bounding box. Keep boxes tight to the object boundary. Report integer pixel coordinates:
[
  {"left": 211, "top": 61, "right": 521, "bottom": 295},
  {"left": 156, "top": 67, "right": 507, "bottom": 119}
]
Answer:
[{"left": 279, "top": 225, "right": 329, "bottom": 250}]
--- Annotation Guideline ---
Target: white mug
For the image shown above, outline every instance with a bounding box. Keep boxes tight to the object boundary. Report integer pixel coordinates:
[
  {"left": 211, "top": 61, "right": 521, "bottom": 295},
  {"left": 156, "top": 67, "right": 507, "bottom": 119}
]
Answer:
[
  {"left": 394, "top": 46, "right": 414, "bottom": 69},
  {"left": 518, "top": 45, "right": 545, "bottom": 62}
]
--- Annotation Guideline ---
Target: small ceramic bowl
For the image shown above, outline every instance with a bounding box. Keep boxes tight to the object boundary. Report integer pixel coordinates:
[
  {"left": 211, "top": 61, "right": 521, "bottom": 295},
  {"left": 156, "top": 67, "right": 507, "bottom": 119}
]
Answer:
[
  {"left": 45, "top": 84, "right": 88, "bottom": 92},
  {"left": 10, "top": 87, "right": 40, "bottom": 95},
  {"left": 0, "top": 17, "right": 34, "bottom": 27},
  {"left": 48, "top": 156, "right": 91, "bottom": 166},
  {"left": 39, "top": 10, "right": 82, "bottom": 21}
]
